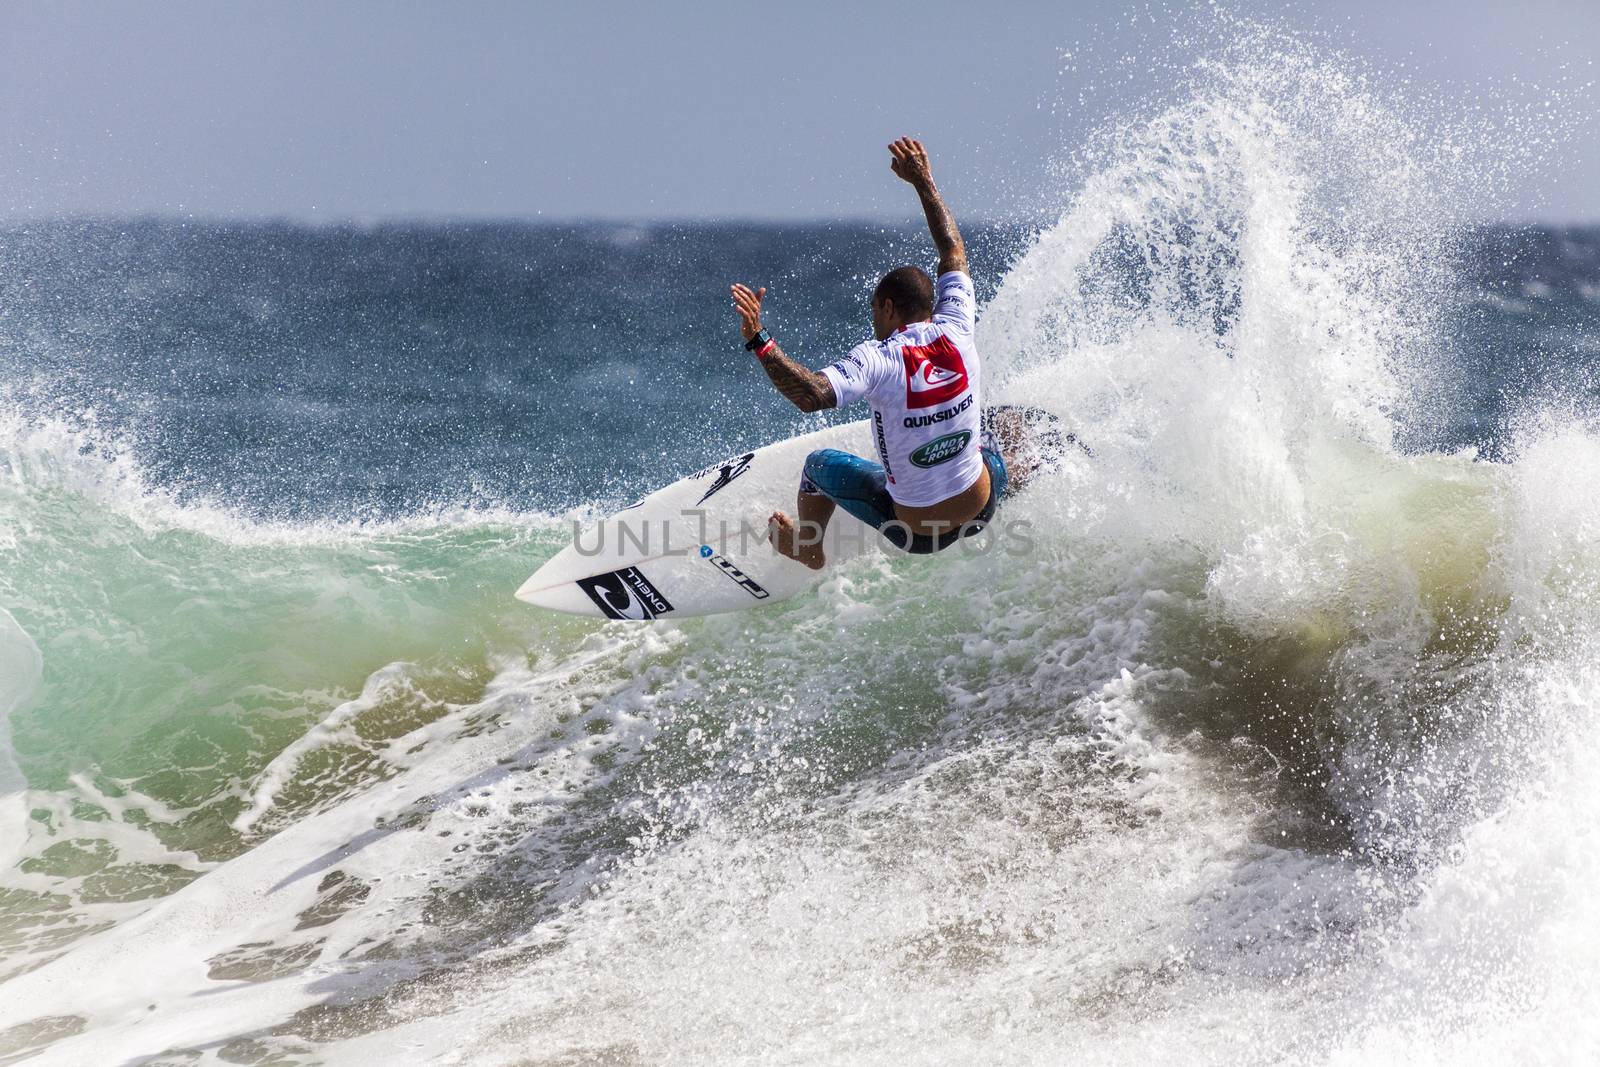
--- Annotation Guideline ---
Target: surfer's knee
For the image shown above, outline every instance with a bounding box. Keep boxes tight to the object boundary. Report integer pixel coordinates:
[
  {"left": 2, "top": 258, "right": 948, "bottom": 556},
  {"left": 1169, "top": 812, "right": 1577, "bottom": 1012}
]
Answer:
[
  {"left": 801, "top": 449, "right": 846, "bottom": 495},
  {"left": 803, "top": 448, "right": 841, "bottom": 478}
]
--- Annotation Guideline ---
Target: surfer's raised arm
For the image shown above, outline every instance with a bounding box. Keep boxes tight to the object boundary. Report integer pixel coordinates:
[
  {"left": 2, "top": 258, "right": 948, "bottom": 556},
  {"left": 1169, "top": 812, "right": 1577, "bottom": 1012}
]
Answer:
[
  {"left": 889, "top": 138, "right": 967, "bottom": 276},
  {"left": 729, "top": 282, "right": 837, "bottom": 413}
]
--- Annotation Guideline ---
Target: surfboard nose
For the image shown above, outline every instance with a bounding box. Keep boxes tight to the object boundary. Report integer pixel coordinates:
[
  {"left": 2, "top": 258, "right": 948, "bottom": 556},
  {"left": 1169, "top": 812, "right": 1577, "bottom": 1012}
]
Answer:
[
  {"left": 513, "top": 572, "right": 545, "bottom": 604},
  {"left": 515, "top": 571, "right": 597, "bottom": 615}
]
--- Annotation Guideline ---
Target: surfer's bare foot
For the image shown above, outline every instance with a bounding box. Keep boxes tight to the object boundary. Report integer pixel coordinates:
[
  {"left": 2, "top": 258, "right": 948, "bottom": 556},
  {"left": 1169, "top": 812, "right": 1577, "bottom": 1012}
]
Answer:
[{"left": 769, "top": 511, "right": 826, "bottom": 570}]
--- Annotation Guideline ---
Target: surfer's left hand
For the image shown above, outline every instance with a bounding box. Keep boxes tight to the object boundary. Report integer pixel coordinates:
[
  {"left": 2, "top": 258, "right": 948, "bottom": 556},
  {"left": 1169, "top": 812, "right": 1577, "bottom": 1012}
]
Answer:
[
  {"left": 889, "top": 137, "right": 933, "bottom": 187},
  {"left": 730, "top": 283, "right": 766, "bottom": 342}
]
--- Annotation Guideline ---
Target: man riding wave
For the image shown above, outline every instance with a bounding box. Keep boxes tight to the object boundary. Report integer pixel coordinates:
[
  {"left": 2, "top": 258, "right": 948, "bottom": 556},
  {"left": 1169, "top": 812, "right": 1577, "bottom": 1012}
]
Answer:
[{"left": 730, "top": 137, "right": 1007, "bottom": 569}]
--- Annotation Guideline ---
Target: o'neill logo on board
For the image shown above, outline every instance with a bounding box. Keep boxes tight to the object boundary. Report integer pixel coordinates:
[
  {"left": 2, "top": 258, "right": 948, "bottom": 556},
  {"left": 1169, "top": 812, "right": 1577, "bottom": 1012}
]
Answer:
[
  {"left": 576, "top": 567, "right": 674, "bottom": 620},
  {"left": 901, "top": 335, "right": 969, "bottom": 408},
  {"left": 695, "top": 452, "right": 756, "bottom": 505}
]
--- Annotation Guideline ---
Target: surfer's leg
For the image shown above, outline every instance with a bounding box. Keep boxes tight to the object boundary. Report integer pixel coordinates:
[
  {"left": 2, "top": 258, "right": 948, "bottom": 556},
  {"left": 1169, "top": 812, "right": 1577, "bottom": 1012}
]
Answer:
[
  {"left": 769, "top": 488, "right": 831, "bottom": 570},
  {"left": 771, "top": 449, "right": 895, "bottom": 568},
  {"left": 981, "top": 405, "right": 1082, "bottom": 496},
  {"left": 980, "top": 433, "right": 1010, "bottom": 500},
  {"left": 800, "top": 450, "right": 897, "bottom": 528},
  {"left": 980, "top": 408, "right": 1030, "bottom": 495}
]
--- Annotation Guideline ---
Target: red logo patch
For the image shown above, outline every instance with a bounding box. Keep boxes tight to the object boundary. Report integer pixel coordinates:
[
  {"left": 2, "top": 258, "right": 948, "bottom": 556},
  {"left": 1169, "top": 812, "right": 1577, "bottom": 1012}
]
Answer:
[{"left": 901, "top": 335, "right": 969, "bottom": 408}]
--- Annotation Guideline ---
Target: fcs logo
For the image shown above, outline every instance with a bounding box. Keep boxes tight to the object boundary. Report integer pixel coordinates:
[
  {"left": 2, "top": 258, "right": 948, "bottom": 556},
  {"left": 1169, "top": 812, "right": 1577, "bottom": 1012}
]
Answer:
[
  {"left": 901, "top": 335, "right": 969, "bottom": 408},
  {"left": 700, "top": 545, "right": 770, "bottom": 599}
]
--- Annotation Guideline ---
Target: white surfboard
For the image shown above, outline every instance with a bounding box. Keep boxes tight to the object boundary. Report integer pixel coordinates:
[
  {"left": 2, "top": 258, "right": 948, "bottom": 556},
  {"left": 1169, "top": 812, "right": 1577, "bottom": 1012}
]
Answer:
[{"left": 516, "top": 421, "right": 882, "bottom": 619}]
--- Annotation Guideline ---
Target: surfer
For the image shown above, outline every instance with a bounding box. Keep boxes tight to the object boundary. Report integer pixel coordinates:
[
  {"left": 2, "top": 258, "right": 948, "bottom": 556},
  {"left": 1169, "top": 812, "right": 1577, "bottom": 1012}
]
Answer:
[{"left": 730, "top": 137, "right": 1006, "bottom": 570}]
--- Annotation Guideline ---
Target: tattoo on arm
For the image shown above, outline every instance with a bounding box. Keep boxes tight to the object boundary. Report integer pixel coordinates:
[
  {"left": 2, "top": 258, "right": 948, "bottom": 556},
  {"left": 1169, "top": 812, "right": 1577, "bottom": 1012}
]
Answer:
[
  {"left": 759, "top": 343, "right": 836, "bottom": 413},
  {"left": 916, "top": 181, "right": 967, "bottom": 275}
]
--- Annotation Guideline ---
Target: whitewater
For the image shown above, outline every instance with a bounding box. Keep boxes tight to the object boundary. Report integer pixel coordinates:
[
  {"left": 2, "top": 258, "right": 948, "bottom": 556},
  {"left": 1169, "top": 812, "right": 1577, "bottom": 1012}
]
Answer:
[{"left": 3, "top": 24, "right": 1600, "bottom": 1066}]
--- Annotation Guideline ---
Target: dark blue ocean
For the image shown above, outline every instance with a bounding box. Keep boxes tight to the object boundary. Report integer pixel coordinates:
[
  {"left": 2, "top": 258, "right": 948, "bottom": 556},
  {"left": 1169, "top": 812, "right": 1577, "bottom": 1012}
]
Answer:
[{"left": 7, "top": 219, "right": 1596, "bottom": 522}]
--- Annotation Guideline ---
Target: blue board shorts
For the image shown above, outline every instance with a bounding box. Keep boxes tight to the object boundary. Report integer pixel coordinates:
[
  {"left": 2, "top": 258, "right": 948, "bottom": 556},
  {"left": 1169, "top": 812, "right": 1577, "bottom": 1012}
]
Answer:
[{"left": 799, "top": 435, "right": 1009, "bottom": 555}]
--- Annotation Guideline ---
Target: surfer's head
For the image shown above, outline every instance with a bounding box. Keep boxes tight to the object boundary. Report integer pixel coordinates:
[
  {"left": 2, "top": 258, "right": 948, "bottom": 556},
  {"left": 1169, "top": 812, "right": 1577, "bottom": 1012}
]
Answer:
[{"left": 871, "top": 266, "right": 934, "bottom": 340}]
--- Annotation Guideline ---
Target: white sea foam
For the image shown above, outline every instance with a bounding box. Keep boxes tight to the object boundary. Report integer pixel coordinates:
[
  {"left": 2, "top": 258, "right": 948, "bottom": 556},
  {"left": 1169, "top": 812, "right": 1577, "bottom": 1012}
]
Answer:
[
  {"left": 0, "top": 400, "right": 579, "bottom": 545},
  {"left": 0, "top": 607, "right": 42, "bottom": 876}
]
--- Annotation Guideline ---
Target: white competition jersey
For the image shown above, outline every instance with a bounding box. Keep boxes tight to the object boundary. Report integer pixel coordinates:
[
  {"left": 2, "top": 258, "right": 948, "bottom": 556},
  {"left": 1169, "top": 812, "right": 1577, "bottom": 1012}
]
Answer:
[{"left": 821, "top": 271, "right": 983, "bottom": 507}]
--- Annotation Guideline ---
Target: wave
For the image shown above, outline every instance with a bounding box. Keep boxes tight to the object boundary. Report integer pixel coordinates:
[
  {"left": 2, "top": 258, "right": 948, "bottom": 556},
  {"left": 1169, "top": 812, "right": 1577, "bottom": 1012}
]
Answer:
[
  {"left": 3, "top": 16, "right": 1600, "bottom": 1067},
  {"left": 0, "top": 402, "right": 580, "bottom": 542}
]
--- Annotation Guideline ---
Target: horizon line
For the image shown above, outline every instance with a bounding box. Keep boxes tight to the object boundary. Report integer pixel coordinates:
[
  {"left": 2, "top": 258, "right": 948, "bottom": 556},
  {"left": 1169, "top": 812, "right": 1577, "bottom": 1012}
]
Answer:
[{"left": 2, "top": 212, "right": 1598, "bottom": 231}]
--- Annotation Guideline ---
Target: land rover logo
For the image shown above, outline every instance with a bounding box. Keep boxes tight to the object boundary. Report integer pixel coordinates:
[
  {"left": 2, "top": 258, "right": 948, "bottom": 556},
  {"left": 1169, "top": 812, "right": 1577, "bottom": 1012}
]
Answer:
[{"left": 910, "top": 430, "right": 971, "bottom": 468}]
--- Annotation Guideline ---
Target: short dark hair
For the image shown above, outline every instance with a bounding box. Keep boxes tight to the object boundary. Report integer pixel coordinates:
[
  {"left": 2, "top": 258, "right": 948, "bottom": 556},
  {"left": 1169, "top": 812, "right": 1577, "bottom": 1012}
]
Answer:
[{"left": 873, "top": 266, "right": 934, "bottom": 319}]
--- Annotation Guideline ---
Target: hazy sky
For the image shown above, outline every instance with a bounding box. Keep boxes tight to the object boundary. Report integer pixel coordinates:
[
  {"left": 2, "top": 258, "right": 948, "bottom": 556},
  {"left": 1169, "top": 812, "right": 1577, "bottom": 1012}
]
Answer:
[{"left": 1, "top": 0, "right": 1596, "bottom": 222}]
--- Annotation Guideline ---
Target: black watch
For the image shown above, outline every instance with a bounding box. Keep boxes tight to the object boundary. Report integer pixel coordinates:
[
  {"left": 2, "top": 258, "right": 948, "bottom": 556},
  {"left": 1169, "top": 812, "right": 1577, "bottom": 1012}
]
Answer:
[{"left": 744, "top": 328, "right": 772, "bottom": 352}]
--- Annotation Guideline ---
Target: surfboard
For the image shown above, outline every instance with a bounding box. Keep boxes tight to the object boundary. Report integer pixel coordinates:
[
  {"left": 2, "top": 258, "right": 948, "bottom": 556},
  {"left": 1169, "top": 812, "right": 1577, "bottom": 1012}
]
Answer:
[
  {"left": 516, "top": 405, "right": 1081, "bottom": 620},
  {"left": 515, "top": 421, "right": 881, "bottom": 619}
]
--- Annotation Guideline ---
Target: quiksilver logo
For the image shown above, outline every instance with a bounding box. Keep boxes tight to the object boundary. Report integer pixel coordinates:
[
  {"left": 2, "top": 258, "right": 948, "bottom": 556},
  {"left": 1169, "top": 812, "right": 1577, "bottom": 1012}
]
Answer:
[
  {"left": 903, "top": 394, "right": 974, "bottom": 429},
  {"left": 873, "top": 410, "right": 895, "bottom": 484},
  {"left": 909, "top": 363, "right": 960, "bottom": 391},
  {"left": 900, "top": 335, "right": 969, "bottom": 409}
]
